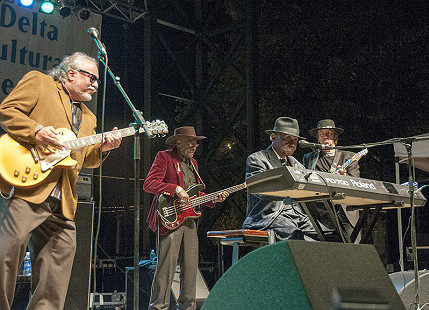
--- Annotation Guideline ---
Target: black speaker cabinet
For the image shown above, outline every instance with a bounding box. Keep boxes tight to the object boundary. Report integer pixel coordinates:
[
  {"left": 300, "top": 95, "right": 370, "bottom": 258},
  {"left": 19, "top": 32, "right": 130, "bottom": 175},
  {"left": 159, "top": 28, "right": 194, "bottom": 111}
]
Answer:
[
  {"left": 202, "top": 240, "right": 405, "bottom": 310},
  {"left": 11, "top": 277, "right": 30, "bottom": 310},
  {"left": 64, "top": 202, "right": 94, "bottom": 310}
]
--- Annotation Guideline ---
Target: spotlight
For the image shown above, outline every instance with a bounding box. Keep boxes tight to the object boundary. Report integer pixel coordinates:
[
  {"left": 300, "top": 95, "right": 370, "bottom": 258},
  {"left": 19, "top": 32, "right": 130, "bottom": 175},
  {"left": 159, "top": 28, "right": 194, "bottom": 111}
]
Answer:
[
  {"left": 39, "top": 0, "right": 55, "bottom": 14},
  {"left": 58, "top": 0, "right": 71, "bottom": 17},
  {"left": 74, "top": 0, "right": 91, "bottom": 21},
  {"left": 75, "top": 7, "right": 91, "bottom": 21},
  {"left": 18, "top": 0, "right": 35, "bottom": 8}
]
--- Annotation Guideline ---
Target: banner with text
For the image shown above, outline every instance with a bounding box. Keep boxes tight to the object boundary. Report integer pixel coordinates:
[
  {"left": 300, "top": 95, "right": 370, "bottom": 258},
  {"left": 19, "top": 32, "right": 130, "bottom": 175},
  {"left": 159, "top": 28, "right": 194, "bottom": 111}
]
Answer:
[{"left": 0, "top": 1, "right": 102, "bottom": 104}]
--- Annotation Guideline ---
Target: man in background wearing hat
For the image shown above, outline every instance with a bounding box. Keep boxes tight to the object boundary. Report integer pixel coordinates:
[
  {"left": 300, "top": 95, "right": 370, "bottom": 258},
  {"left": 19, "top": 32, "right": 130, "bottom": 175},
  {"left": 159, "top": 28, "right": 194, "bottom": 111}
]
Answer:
[
  {"left": 302, "top": 119, "right": 360, "bottom": 238},
  {"left": 243, "top": 117, "right": 318, "bottom": 241},
  {"left": 144, "top": 126, "right": 229, "bottom": 310},
  {"left": 302, "top": 119, "right": 359, "bottom": 177}
]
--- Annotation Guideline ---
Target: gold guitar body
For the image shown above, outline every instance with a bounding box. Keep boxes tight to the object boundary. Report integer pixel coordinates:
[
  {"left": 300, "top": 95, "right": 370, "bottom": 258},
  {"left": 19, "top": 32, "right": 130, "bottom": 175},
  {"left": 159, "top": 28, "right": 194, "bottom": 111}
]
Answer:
[{"left": 0, "top": 128, "right": 78, "bottom": 189}]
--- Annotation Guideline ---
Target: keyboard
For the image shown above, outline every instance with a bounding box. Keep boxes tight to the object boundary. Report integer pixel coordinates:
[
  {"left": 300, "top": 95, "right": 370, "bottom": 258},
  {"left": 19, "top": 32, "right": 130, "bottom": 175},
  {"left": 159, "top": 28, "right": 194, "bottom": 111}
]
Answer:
[{"left": 246, "top": 166, "right": 426, "bottom": 208}]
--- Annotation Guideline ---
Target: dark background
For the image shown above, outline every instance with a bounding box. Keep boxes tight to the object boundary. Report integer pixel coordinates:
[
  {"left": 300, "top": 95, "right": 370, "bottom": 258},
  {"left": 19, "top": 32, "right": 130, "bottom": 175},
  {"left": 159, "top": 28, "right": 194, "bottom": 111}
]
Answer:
[{"left": 9, "top": 0, "right": 429, "bottom": 293}]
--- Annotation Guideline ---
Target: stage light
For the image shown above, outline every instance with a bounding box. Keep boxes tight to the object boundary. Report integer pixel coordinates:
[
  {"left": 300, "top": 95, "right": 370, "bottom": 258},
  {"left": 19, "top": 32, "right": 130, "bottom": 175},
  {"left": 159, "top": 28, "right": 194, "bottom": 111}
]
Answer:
[
  {"left": 39, "top": 0, "right": 55, "bottom": 14},
  {"left": 75, "top": 7, "right": 91, "bottom": 21},
  {"left": 74, "top": 0, "right": 91, "bottom": 21},
  {"left": 18, "top": 0, "right": 35, "bottom": 8},
  {"left": 58, "top": 0, "right": 71, "bottom": 17}
]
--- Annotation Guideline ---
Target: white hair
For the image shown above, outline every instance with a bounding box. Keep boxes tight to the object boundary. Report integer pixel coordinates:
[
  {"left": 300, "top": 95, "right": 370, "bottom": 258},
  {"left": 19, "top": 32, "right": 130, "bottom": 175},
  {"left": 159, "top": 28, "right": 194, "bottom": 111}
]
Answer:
[{"left": 48, "top": 52, "right": 98, "bottom": 82}]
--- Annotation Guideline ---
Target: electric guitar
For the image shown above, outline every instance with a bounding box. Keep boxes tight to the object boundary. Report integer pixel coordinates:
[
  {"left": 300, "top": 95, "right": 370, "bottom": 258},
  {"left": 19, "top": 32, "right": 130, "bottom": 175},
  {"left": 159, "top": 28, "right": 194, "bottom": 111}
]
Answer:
[
  {"left": 329, "top": 148, "right": 368, "bottom": 174},
  {"left": 157, "top": 182, "right": 247, "bottom": 230},
  {"left": 0, "top": 120, "right": 168, "bottom": 189}
]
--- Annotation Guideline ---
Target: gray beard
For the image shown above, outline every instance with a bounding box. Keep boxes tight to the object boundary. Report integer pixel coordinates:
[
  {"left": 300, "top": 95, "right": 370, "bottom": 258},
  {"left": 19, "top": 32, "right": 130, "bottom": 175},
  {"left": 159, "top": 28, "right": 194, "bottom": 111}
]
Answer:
[{"left": 72, "top": 84, "right": 93, "bottom": 101}]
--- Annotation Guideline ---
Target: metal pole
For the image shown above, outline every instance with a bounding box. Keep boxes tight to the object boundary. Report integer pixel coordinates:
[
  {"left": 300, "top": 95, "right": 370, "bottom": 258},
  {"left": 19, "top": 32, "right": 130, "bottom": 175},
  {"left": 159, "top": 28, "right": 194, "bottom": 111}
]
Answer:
[
  {"left": 395, "top": 157, "right": 404, "bottom": 272},
  {"left": 133, "top": 131, "right": 141, "bottom": 310}
]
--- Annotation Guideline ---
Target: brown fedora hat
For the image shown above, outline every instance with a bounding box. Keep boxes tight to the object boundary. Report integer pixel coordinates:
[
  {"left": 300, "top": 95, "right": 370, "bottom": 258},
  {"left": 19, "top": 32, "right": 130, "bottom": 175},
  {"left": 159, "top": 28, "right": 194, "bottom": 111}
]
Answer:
[
  {"left": 165, "top": 126, "right": 206, "bottom": 145},
  {"left": 309, "top": 119, "right": 344, "bottom": 137},
  {"left": 265, "top": 117, "right": 304, "bottom": 138}
]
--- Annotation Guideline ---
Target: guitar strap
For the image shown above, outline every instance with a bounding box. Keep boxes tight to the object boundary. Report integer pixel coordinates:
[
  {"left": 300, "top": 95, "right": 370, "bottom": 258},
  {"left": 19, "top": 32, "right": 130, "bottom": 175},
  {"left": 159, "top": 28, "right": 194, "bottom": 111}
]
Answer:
[
  {"left": 330, "top": 150, "right": 341, "bottom": 173},
  {"left": 190, "top": 160, "right": 206, "bottom": 190}
]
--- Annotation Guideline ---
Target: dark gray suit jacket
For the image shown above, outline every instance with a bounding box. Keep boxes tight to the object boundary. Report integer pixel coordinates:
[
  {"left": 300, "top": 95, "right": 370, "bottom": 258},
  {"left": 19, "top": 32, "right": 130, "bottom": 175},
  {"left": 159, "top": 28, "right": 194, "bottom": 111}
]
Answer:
[{"left": 243, "top": 146, "right": 315, "bottom": 239}]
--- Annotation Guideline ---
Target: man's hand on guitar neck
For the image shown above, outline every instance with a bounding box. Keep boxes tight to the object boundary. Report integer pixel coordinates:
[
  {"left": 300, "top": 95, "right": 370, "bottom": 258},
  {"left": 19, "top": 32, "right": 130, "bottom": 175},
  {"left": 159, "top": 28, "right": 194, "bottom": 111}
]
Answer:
[
  {"left": 212, "top": 191, "right": 229, "bottom": 203},
  {"left": 101, "top": 127, "right": 122, "bottom": 152},
  {"left": 35, "top": 126, "right": 66, "bottom": 153}
]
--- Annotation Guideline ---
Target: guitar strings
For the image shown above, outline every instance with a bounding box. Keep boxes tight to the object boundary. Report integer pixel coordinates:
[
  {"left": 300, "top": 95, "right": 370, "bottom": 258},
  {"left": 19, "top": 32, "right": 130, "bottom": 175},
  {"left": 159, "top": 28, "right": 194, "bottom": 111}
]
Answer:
[{"left": 162, "top": 184, "right": 246, "bottom": 216}]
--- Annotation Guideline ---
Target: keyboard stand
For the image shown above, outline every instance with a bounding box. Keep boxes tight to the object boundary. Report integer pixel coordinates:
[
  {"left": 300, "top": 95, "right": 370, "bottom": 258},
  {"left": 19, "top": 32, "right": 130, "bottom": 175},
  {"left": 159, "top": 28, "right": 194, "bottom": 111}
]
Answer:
[
  {"left": 296, "top": 193, "right": 350, "bottom": 242},
  {"left": 347, "top": 201, "right": 404, "bottom": 243}
]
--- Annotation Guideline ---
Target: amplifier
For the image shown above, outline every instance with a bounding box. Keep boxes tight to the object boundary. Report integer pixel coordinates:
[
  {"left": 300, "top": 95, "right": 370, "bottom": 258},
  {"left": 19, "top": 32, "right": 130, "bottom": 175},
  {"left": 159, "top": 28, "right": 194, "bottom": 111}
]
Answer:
[{"left": 76, "top": 173, "right": 92, "bottom": 201}]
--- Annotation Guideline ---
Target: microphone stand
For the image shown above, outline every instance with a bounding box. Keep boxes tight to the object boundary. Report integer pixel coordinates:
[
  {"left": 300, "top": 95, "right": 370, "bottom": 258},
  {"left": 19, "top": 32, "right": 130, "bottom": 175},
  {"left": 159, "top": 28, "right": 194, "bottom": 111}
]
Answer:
[
  {"left": 97, "top": 53, "right": 153, "bottom": 310},
  {"left": 329, "top": 136, "right": 429, "bottom": 310}
]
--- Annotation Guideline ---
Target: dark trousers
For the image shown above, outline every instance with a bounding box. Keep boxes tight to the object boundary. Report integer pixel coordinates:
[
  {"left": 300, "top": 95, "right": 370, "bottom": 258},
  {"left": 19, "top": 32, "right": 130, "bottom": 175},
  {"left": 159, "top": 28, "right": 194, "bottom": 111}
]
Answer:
[
  {"left": 0, "top": 197, "right": 76, "bottom": 310},
  {"left": 149, "top": 220, "right": 198, "bottom": 310}
]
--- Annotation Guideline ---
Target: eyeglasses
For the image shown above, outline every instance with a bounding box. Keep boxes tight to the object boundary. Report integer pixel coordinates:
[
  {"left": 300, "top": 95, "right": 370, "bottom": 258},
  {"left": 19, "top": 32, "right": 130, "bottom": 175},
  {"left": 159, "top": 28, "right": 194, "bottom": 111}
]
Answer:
[
  {"left": 317, "top": 130, "right": 336, "bottom": 138},
  {"left": 187, "top": 142, "right": 199, "bottom": 148},
  {"left": 76, "top": 69, "right": 101, "bottom": 85},
  {"left": 180, "top": 140, "right": 199, "bottom": 148}
]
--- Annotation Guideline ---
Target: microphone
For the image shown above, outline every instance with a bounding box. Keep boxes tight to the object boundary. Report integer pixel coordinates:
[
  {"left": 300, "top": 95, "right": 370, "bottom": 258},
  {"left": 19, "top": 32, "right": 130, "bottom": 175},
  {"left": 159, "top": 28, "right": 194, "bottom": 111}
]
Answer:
[
  {"left": 298, "top": 140, "right": 330, "bottom": 149},
  {"left": 88, "top": 27, "right": 107, "bottom": 56}
]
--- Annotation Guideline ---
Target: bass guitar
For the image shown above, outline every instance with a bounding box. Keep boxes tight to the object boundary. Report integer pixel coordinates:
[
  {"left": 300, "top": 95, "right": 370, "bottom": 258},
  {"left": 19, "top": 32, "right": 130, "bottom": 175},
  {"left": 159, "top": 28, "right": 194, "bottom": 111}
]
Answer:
[
  {"left": 157, "top": 182, "right": 247, "bottom": 230},
  {"left": 329, "top": 148, "right": 368, "bottom": 174},
  {"left": 0, "top": 120, "right": 168, "bottom": 188}
]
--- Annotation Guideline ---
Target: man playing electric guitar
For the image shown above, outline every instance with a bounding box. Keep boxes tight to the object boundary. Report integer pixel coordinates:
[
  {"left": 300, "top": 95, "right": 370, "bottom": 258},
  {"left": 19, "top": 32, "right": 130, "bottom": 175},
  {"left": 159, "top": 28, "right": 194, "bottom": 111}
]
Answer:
[
  {"left": 0, "top": 52, "right": 122, "bottom": 310},
  {"left": 143, "top": 126, "right": 228, "bottom": 310},
  {"left": 302, "top": 119, "right": 365, "bottom": 241}
]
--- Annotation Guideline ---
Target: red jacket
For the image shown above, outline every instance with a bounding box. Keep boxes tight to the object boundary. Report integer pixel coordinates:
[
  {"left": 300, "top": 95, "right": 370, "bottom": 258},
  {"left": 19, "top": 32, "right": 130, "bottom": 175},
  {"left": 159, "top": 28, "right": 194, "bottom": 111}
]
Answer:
[{"left": 144, "top": 149, "right": 214, "bottom": 235}]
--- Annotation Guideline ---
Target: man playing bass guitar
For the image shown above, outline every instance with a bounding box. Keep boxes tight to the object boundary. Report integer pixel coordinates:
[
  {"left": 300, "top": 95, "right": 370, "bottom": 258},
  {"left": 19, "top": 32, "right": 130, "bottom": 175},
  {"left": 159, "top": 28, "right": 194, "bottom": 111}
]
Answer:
[{"left": 144, "top": 126, "right": 228, "bottom": 310}]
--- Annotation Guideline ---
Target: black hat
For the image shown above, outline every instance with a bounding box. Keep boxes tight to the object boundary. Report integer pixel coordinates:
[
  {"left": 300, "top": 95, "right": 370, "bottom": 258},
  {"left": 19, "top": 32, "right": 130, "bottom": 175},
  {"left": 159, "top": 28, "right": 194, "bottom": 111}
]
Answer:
[
  {"left": 265, "top": 117, "right": 304, "bottom": 138},
  {"left": 309, "top": 119, "right": 344, "bottom": 137}
]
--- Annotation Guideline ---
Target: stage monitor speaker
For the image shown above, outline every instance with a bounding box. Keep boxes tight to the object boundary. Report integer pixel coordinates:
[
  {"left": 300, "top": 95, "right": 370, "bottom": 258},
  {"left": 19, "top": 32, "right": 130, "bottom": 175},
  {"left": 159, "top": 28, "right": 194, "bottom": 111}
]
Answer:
[
  {"left": 171, "top": 265, "right": 209, "bottom": 308},
  {"left": 390, "top": 270, "right": 429, "bottom": 308},
  {"left": 64, "top": 202, "right": 94, "bottom": 310},
  {"left": 126, "top": 265, "right": 209, "bottom": 309},
  {"left": 201, "top": 240, "right": 405, "bottom": 310},
  {"left": 125, "top": 265, "right": 175, "bottom": 310}
]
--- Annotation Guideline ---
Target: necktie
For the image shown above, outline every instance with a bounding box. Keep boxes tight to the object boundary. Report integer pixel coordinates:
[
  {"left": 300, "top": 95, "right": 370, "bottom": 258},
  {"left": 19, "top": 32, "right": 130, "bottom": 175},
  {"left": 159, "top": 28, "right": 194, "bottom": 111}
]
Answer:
[
  {"left": 280, "top": 158, "right": 287, "bottom": 166},
  {"left": 71, "top": 101, "right": 82, "bottom": 134}
]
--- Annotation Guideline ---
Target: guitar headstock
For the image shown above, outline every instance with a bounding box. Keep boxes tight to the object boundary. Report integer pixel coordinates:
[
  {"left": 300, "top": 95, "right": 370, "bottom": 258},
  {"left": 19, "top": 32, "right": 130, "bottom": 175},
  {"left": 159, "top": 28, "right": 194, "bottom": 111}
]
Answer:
[
  {"left": 358, "top": 148, "right": 368, "bottom": 157},
  {"left": 139, "top": 120, "right": 169, "bottom": 138}
]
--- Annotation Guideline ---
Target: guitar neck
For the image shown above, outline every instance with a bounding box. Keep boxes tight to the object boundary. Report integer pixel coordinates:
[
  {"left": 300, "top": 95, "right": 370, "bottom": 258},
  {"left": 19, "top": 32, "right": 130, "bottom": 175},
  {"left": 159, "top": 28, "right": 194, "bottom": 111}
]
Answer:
[
  {"left": 190, "top": 182, "right": 247, "bottom": 207},
  {"left": 64, "top": 127, "right": 136, "bottom": 151},
  {"left": 340, "top": 149, "right": 367, "bottom": 170},
  {"left": 341, "top": 158, "right": 353, "bottom": 170}
]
